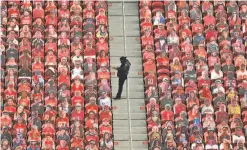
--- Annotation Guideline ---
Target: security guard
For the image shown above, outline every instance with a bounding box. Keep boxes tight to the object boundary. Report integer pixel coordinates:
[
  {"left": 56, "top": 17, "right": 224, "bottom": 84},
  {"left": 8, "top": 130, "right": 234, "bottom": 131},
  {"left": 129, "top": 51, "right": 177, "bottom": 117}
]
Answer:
[{"left": 112, "top": 56, "right": 131, "bottom": 100}]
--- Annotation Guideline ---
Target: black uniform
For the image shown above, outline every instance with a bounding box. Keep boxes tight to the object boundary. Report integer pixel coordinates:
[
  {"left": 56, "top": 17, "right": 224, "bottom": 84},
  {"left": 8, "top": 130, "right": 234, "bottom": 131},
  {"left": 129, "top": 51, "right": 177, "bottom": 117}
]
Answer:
[{"left": 115, "top": 57, "right": 131, "bottom": 99}]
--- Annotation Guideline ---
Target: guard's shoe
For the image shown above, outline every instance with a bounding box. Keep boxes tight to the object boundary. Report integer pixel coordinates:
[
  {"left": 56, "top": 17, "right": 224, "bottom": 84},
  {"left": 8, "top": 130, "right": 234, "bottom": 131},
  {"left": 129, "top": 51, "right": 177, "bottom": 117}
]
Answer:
[{"left": 113, "top": 97, "right": 121, "bottom": 100}]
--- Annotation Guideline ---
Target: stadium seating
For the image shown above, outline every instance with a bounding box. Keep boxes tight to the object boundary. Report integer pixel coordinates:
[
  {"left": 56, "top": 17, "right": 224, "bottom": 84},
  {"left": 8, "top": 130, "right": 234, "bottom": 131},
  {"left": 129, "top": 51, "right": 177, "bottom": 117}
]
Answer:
[
  {"left": 2, "top": 1, "right": 247, "bottom": 150},
  {"left": 1, "top": 1, "right": 112, "bottom": 150},
  {"left": 139, "top": 1, "right": 247, "bottom": 150}
]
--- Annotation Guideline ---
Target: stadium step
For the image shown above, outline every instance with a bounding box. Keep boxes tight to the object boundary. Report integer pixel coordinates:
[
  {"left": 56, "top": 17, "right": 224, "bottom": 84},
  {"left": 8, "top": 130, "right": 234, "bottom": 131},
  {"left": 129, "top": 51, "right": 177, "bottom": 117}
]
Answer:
[
  {"left": 109, "top": 1, "right": 148, "bottom": 150},
  {"left": 108, "top": 2, "right": 123, "bottom": 16},
  {"left": 113, "top": 106, "right": 146, "bottom": 120},
  {"left": 114, "top": 141, "right": 148, "bottom": 150},
  {"left": 123, "top": 2, "right": 139, "bottom": 16}
]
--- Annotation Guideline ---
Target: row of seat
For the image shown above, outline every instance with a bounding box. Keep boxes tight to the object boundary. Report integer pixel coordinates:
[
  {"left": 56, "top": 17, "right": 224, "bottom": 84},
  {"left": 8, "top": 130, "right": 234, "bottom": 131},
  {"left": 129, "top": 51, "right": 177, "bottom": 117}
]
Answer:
[
  {"left": 139, "top": 1, "right": 247, "bottom": 150},
  {"left": 2, "top": 2, "right": 30, "bottom": 150},
  {"left": 0, "top": 1, "right": 113, "bottom": 150}
]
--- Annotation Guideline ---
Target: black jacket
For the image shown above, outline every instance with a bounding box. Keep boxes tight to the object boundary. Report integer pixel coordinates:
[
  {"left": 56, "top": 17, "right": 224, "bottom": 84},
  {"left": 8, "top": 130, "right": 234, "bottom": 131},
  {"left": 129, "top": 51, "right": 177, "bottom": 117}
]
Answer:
[{"left": 117, "top": 59, "right": 131, "bottom": 79}]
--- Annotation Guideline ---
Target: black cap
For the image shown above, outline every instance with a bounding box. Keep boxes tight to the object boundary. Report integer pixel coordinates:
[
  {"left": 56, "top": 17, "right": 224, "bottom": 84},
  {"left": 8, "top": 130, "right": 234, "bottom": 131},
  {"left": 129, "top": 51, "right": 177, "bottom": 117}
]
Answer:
[{"left": 120, "top": 56, "right": 127, "bottom": 61}]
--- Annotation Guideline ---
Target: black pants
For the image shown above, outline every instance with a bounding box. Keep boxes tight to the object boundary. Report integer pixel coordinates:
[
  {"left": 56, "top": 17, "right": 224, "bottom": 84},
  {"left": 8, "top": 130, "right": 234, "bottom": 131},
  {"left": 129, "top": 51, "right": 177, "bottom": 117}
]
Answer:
[{"left": 116, "top": 77, "right": 126, "bottom": 98}]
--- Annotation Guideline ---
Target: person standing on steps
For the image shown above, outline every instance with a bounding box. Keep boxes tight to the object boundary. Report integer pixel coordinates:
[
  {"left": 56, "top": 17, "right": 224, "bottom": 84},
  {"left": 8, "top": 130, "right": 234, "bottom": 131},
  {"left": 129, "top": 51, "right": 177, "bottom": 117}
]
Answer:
[{"left": 112, "top": 56, "right": 131, "bottom": 100}]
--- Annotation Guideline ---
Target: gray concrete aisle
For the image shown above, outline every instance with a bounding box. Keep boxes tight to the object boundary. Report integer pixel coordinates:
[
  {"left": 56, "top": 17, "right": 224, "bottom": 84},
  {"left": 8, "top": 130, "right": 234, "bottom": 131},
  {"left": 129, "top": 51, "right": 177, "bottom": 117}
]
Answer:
[{"left": 108, "top": 1, "right": 148, "bottom": 150}]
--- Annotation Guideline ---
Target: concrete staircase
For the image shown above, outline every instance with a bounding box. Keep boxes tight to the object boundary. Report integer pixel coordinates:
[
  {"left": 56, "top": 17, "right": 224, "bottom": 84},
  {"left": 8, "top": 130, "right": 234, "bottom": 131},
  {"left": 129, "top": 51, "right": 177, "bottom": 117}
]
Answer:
[{"left": 108, "top": 1, "right": 148, "bottom": 150}]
